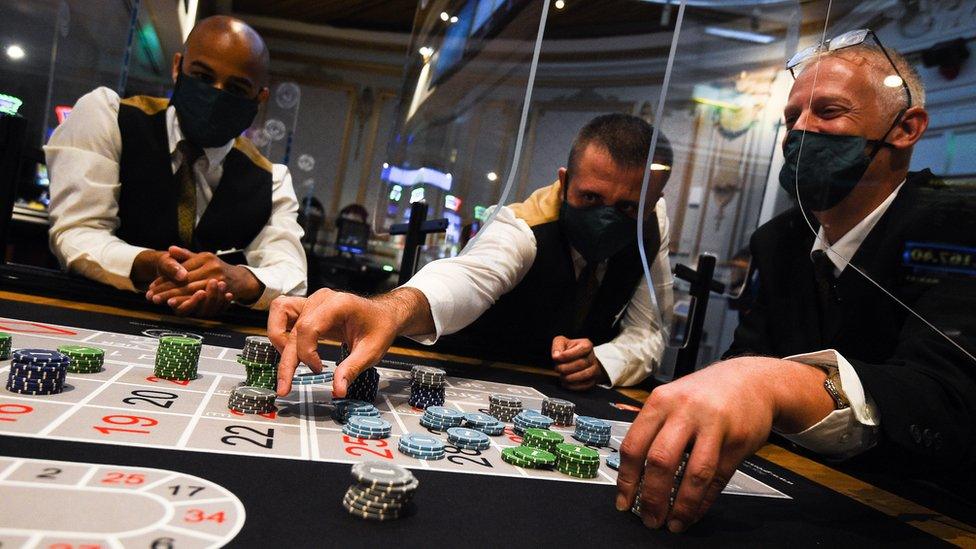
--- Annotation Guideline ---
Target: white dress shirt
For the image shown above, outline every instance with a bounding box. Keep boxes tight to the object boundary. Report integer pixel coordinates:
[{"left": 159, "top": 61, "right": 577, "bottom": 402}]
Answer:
[
  {"left": 404, "top": 199, "right": 674, "bottom": 387},
  {"left": 779, "top": 181, "right": 905, "bottom": 459},
  {"left": 45, "top": 87, "right": 307, "bottom": 310}
]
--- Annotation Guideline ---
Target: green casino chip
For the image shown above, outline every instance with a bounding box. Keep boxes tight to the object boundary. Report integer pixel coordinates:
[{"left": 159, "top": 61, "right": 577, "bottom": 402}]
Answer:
[
  {"left": 511, "top": 446, "right": 556, "bottom": 467},
  {"left": 555, "top": 443, "right": 600, "bottom": 462},
  {"left": 521, "top": 428, "right": 564, "bottom": 453},
  {"left": 501, "top": 447, "right": 537, "bottom": 468}
]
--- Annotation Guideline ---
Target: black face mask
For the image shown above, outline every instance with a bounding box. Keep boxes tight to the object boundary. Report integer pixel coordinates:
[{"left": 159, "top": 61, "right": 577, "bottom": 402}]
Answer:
[
  {"left": 169, "top": 65, "right": 259, "bottom": 149},
  {"left": 778, "top": 114, "right": 901, "bottom": 211},
  {"left": 559, "top": 197, "right": 637, "bottom": 263}
]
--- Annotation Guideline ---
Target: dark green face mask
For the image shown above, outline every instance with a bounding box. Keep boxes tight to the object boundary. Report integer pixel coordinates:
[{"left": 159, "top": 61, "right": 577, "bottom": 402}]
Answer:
[
  {"left": 559, "top": 198, "right": 637, "bottom": 263},
  {"left": 778, "top": 115, "right": 901, "bottom": 211},
  {"left": 169, "top": 66, "right": 259, "bottom": 149}
]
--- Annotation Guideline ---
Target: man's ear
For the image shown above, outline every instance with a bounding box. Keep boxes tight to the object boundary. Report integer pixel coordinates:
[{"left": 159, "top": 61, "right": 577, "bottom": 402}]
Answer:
[
  {"left": 890, "top": 105, "right": 929, "bottom": 150},
  {"left": 171, "top": 52, "right": 183, "bottom": 84},
  {"left": 558, "top": 166, "right": 568, "bottom": 189},
  {"left": 257, "top": 87, "right": 270, "bottom": 104}
]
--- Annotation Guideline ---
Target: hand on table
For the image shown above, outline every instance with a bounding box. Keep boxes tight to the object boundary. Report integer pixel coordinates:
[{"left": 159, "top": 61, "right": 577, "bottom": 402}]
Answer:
[
  {"left": 615, "top": 357, "right": 832, "bottom": 533},
  {"left": 551, "top": 336, "right": 609, "bottom": 391},
  {"left": 267, "top": 289, "right": 401, "bottom": 398}
]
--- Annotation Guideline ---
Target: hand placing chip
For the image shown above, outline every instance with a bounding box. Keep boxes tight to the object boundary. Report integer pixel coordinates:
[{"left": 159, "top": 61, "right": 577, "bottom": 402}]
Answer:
[
  {"left": 267, "top": 288, "right": 435, "bottom": 397},
  {"left": 615, "top": 356, "right": 833, "bottom": 533}
]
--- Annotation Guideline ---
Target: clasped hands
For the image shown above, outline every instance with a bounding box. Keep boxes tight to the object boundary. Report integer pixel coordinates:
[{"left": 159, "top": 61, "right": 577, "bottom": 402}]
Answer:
[{"left": 141, "top": 246, "right": 262, "bottom": 317}]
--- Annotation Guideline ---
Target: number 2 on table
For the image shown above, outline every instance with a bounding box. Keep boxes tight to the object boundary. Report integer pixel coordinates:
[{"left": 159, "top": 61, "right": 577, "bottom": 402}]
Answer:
[{"left": 342, "top": 435, "right": 394, "bottom": 459}]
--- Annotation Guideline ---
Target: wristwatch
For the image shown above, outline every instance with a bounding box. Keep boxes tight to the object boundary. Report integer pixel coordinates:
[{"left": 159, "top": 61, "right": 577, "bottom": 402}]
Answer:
[{"left": 821, "top": 367, "right": 850, "bottom": 410}]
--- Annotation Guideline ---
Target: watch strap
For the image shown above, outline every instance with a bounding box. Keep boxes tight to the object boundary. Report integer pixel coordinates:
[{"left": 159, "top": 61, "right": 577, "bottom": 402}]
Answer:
[{"left": 823, "top": 368, "right": 850, "bottom": 410}]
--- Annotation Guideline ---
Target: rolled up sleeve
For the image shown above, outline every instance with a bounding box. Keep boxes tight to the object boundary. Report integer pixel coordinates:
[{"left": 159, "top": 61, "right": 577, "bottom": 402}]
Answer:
[{"left": 402, "top": 206, "right": 536, "bottom": 344}]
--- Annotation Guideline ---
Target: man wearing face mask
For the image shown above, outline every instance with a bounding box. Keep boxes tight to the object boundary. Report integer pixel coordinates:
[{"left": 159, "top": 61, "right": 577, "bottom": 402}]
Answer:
[
  {"left": 616, "top": 33, "right": 976, "bottom": 534},
  {"left": 266, "top": 114, "right": 675, "bottom": 396},
  {"left": 46, "top": 16, "right": 307, "bottom": 317}
]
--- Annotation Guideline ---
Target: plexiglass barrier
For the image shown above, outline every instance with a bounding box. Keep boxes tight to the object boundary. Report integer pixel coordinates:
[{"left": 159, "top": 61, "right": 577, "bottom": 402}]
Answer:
[{"left": 378, "top": 0, "right": 976, "bottom": 380}]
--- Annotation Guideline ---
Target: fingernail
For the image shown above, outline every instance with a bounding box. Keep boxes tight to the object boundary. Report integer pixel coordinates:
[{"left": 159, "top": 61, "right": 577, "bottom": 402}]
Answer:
[
  {"left": 167, "top": 298, "right": 176, "bottom": 306},
  {"left": 643, "top": 516, "right": 660, "bottom": 529},
  {"left": 668, "top": 519, "right": 685, "bottom": 533},
  {"left": 615, "top": 495, "right": 629, "bottom": 511}
]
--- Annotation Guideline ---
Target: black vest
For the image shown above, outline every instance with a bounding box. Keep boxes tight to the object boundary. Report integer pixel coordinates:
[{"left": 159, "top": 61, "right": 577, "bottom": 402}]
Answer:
[
  {"left": 116, "top": 96, "right": 273, "bottom": 262},
  {"left": 436, "top": 210, "right": 660, "bottom": 365}
]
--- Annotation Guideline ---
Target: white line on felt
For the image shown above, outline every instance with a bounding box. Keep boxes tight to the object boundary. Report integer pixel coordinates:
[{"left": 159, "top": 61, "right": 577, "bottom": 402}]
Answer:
[
  {"left": 38, "top": 364, "right": 134, "bottom": 436},
  {"left": 176, "top": 373, "right": 223, "bottom": 448},
  {"left": 138, "top": 472, "right": 180, "bottom": 492}
]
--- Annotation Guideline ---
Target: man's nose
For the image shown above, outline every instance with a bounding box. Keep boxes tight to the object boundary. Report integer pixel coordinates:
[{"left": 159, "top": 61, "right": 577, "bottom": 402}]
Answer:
[{"left": 792, "top": 109, "right": 813, "bottom": 132}]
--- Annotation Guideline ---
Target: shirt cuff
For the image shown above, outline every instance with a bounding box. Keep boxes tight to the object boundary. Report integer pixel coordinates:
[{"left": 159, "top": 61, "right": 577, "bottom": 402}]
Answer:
[
  {"left": 239, "top": 265, "right": 301, "bottom": 311},
  {"left": 593, "top": 343, "right": 627, "bottom": 387},
  {"left": 399, "top": 277, "right": 452, "bottom": 346},
  {"left": 785, "top": 348, "right": 879, "bottom": 426},
  {"left": 782, "top": 407, "right": 878, "bottom": 459},
  {"left": 780, "top": 348, "right": 881, "bottom": 458},
  {"left": 71, "top": 242, "right": 150, "bottom": 292}
]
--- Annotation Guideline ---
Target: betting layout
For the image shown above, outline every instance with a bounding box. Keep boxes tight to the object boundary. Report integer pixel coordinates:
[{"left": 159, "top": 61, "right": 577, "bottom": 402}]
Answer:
[
  {"left": 0, "top": 456, "right": 245, "bottom": 548},
  {"left": 0, "top": 317, "right": 788, "bottom": 498}
]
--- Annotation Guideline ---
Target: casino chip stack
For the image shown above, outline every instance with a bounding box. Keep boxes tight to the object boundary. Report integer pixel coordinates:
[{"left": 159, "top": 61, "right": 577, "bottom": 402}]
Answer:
[
  {"left": 0, "top": 333, "right": 11, "bottom": 360},
  {"left": 521, "top": 427, "right": 564, "bottom": 454},
  {"left": 630, "top": 452, "right": 689, "bottom": 517},
  {"left": 154, "top": 336, "right": 201, "bottom": 380},
  {"left": 331, "top": 399, "right": 380, "bottom": 423},
  {"left": 6, "top": 349, "right": 69, "bottom": 395},
  {"left": 572, "top": 416, "right": 612, "bottom": 447},
  {"left": 398, "top": 432, "right": 446, "bottom": 460},
  {"left": 343, "top": 461, "right": 418, "bottom": 521},
  {"left": 293, "top": 363, "right": 334, "bottom": 386},
  {"left": 488, "top": 393, "right": 522, "bottom": 422},
  {"left": 408, "top": 366, "right": 446, "bottom": 409},
  {"left": 541, "top": 397, "right": 576, "bottom": 426},
  {"left": 343, "top": 415, "right": 392, "bottom": 439},
  {"left": 420, "top": 406, "right": 464, "bottom": 430},
  {"left": 555, "top": 443, "right": 601, "bottom": 478},
  {"left": 446, "top": 427, "right": 491, "bottom": 451},
  {"left": 237, "top": 336, "right": 279, "bottom": 390},
  {"left": 463, "top": 412, "right": 505, "bottom": 436},
  {"left": 511, "top": 409, "right": 554, "bottom": 436},
  {"left": 58, "top": 345, "right": 104, "bottom": 374},
  {"left": 228, "top": 386, "right": 276, "bottom": 414},
  {"left": 501, "top": 446, "right": 556, "bottom": 469},
  {"left": 339, "top": 344, "right": 380, "bottom": 403}
]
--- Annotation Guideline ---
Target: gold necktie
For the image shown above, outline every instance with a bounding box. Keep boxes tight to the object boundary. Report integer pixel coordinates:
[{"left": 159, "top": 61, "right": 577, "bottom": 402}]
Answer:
[{"left": 175, "top": 140, "right": 203, "bottom": 248}]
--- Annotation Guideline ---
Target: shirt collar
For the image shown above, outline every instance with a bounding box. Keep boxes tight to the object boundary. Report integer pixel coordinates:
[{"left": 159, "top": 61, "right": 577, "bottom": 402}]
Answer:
[
  {"left": 166, "top": 105, "right": 235, "bottom": 167},
  {"left": 810, "top": 180, "right": 905, "bottom": 276}
]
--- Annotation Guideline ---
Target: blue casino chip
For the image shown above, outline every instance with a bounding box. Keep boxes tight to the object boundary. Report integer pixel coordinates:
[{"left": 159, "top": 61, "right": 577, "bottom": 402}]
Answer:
[
  {"left": 462, "top": 412, "right": 498, "bottom": 428},
  {"left": 425, "top": 406, "right": 464, "bottom": 421},
  {"left": 12, "top": 349, "right": 71, "bottom": 365},
  {"left": 397, "top": 434, "right": 446, "bottom": 460},
  {"left": 446, "top": 427, "right": 489, "bottom": 445},
  {"left": 575, "top": 416, "right": 612, "bottom": 433},
  {"left": 606, "top": 453, "right": 620, "bottom": 470},
  {"left": 399, "top": 433, "right": 445, "bottom": 452}
]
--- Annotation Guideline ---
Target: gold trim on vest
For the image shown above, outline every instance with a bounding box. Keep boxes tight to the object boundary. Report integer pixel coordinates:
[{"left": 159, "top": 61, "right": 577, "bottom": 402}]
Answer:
[
  {"left": 233, "top": 136, "right": 273, "bottom": 174},
  {"left": 119, "top": 95, "right": 169, "bottom": 116},
  {"left": 508, "top": 180, "right": 562, "bottom": 228}
]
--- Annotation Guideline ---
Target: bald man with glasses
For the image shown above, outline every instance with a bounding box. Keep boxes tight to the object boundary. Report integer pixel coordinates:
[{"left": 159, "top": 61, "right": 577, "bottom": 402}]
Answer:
[{"left": 615, "top": 31, "right": 976, "bottom": 533}]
